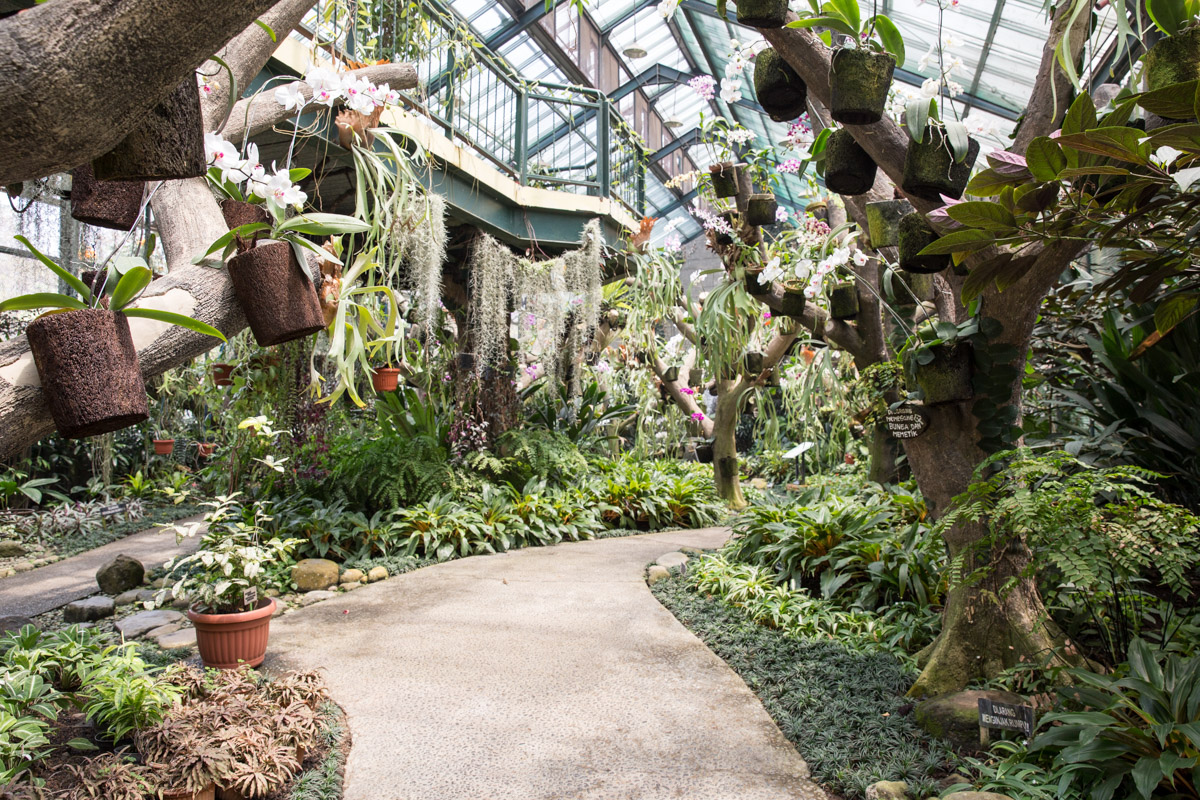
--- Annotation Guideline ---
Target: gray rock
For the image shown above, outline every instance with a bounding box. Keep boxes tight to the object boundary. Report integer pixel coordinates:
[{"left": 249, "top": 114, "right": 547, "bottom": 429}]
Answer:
[
  {"left": 95, "top": 554, "right": 145, "bottom": 595},
  {"left": 866, "top": 780, "right": 908, "bottom": 800},
  {"left": 115, "top": 609, "right": 184, "bottom": 639},
  {"left": 0, "top": 615, "right": 33, "bottom": 634},
  {"left": 367, "top": 566, "right": 388, "bottom": 583},
  {"left": 299, "top": 590, "right": 337, "bottom": 606},
  {"left": 340, "top": 568, "right": 365, "bottom": 584},
  {"left": 341, "top": 581, "right": 362, "bottom": 591},
  {"left": 144, "top": 623, "right": 181, "bottom": 639},
  {"left": 0, "top": 540, "right": 27, "bottom": 558},
  {"left": 656, "top": 552, "right": 689, "bottom": 569},
  {"left": 646, "top": 565, "right": 671, "bottom": 585},
  {"left": 63, "top": 596, "right": 115, "bottom": 623},
  {"left": 154, "top": 628, "right": 197, "bottom": 650},
  {"left": 916, "top": 690, "right": 1026, "bottom": 750},
  {"left": 272, "top": 600, "right": 287, "bottom": 617},
  {"left": 114, "top": 589, "right": 142, "bottom": 606},
  {"left": 292, "top": 559, "right": 339, "bottom": 592}
]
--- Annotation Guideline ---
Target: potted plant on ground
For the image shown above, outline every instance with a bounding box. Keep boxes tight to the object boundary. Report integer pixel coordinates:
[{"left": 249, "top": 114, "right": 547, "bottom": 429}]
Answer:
[
  {"left": 69, "top": 164, "right": 145, "bottom": 231},
  {"left": 158, "top": 494, "right": 300, "bottom": 670},
  {"left": 901, "top": 98, "right": 980, "bottom": 201},
  {"left": 753, "top": 47, "right": 807, "bottom": 122},
  {"left": 0, "top": 237, "right": 225, "bottom": 439},
  {"left": 789, "top": 1, "right": 904, "bottom": 125}
]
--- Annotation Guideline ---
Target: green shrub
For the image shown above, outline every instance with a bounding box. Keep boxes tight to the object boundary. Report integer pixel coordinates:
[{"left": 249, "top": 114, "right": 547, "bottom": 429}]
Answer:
[
  {"left": 588, "top": 459, "right": 724, "bottom": 530},
  {"left": 327, "top": 430, "right": 453, "bottom": 514}
]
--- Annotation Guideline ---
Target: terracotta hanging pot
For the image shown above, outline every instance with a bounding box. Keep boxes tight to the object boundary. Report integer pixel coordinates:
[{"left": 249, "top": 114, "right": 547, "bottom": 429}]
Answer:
[
  {"left": 829, "top": 48, "right": 895, "bottom": 125},
  {"left": 901, "top": 126, "right": 981, "bottom": 201},
  {"left": 823, "top": 129, "right": 877, "bottom": 196},
  {"left": 69, "top": 164, "right": 144, "bottom": 231},
  {"left": 227, "top": 242, "right": 326, "bottom": 347},
  {"left": 187, "top": 597, "right": 276, "bottom": 670},
  {"left": 26, "top": 309, "right": 150, "bottom": 439},
  {"left": 196, "top": 443, "right": 217, "bottom": 458},
  {"left": 371, "top": 367, "right": 402, "bottom": 392},
  {"left": 211, "top": 362, "right": 235, "bottom": 387},
  {"left": 710, "top": 162, "right": 740, "bottom": 198},
  {"left": 736, "top": 0, "right": 788, "bottom": 27},
  {"left": 865, "top": 199, "right": 915, "bottom": 249},
  {"left": 828, "top": 281, "right": 859, "bottom": 320},
  {"left": 781, "top": 286, "right": 806, "bottom": 319},
  {"left": 153, "top": 439, "right": 175, "bottom": 456},
  {"left": 911, "top": 342, "right": 974, "bottom": 405},
  {"left": 753, "top": 48, "right": 808, "bottom": 121},
  {"left": 93, "top": 76, "right": 206, "bottom": 181},
  {"left": 745, "top": 193, "right": 779, "bottom": 226},
  {"left": 897, "top": 213, "right": 950, "bottom": 274}
]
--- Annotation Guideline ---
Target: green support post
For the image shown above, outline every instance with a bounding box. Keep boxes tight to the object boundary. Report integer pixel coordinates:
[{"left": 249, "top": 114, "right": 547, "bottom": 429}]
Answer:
[
  {"left": 515, "top": 88, "right": 528, "bottom": 184},
  {"left": 596, "top": 97, "right": 611, "bottom": 199}
]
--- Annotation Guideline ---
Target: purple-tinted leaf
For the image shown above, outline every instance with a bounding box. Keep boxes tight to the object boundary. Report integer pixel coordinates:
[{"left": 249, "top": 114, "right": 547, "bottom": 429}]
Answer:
[{"left": 987, "top": 150, "right": 1030, "bottom": 176}]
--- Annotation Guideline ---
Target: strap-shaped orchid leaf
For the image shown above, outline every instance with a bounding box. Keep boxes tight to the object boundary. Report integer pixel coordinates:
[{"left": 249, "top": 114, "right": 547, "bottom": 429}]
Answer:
[
  {"left": 0, "top": 293, "right": 87, "bottom": 312},
  {"left": 121, "top": 308, "right": 227, "bottom": 342},
  {"left": 14, "top": 235, "right": 92, "bottom": 303}
]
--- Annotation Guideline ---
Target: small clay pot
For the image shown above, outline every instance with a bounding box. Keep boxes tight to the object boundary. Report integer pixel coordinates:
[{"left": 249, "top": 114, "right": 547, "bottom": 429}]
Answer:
[
  {"left": 211, "top": 363, "right": 235, "bottom": 387},
  {"left": 901, "top": 126, "right": 981, "bottom": 201},
  {"left": 736, "top": 0, "right": 788, "bottom": 27},
  {"left": 371, "top": 367, "right": 402, "bottom": 392},
  {"left": 897, "top": 213, "right": 950, "bottom": 274},
  {"left": 94, "top": 77, "right": 206, "bottom": 181},
  {"left": 26, "top": 310, "right": 150, "bottom": 439},
  {"left": 829, "top": 282, "right": 859, "bottom": 320},
  {"left": 824, "top": 129, "right": 877, "bottom": 196},
  {"left": 745, "top": 194, "right": 779, "bottom": 226},
  {"left": 865, "top": 199, "right": 915, "bottom": 249},
  {"left": 911, "top": 342, "right": 973, "bottom": 405},
  {"left": 753, "top": 48, "right": 808, "bottom": 121},
  {"left": 153, "top": 439, "right": 175, "bottom": 456},
  {"left": 710, "top": 163, "right": 739, "bottom": 198},
  {"left": 69, "top": 164, "right": 144, "bottom": 231},
  {"left": 188, "top": 598, "right": 276, "bottom": 670},
  {"left": 1145, "top": 27, "right": 1200, "bottom": 93},
  {"left": 227, "top": 242, "right": 326, "bottom": 347},
  {"left": 696, "top": 443, "right": 714, "bottom": 463},
  {"left": 829, "top": 48, "right": 895, "bottom": 126},
  {"left": 781, "top": 288, "right": 806, "bottom": 319},
  {"left": 662, "top": 366, "right": 680, "bottom": 383},
  {"left": 197, "top": 443, "right": 217, "bottom": 458},
  {"left": 219, "top": 199, "right": 271, "bottom": 253}
]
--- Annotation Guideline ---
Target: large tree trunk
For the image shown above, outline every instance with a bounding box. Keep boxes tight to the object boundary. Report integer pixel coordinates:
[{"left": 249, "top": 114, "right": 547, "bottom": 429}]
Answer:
[{"left": 712, "top": 377, "right": 746, "bottom": 508}]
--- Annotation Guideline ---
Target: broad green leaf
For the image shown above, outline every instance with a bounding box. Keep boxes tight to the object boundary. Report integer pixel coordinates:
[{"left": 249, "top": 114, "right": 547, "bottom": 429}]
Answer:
[
  {"left": 1062, "top": 93, "right": 1098, "bottom": 136},
  {"left": 917, "top": 229, "right": 995, "bottom": 255},
  {"left": 1056, "top": 165, "right": 1132, "bottom": 178},
  {"left": 788, "top": 16, "right": 858, "bottom": 37},
  {"left": 966, "top": 168, "right": 1024, "bottom": 197},
  {"left": 827, "top": 0, "right": 860, "bottom": 33},
  {"left": 1147, "top": 0, "right": 1186, "bottom": 35},
  {"left": 944, "top": 120, "right": 971, "bottom": 162},
  {"left": 0, "top": 293, "right": 87, "bottom": 312},
  {"left": 1154, "top": 293, "right": 1198, "bottom": 335},
  {"left": 906, "top": 98, "right": 931, "bottom": 142},
  {"left": 108, "top": 265, "right": 153, "bottom": 311},
  {"left": 1026, "top": 137, "right": 1067, "bottom": 181},
  {"left": 122, "top": 309, "right": 227, "bottom": 342},
  {"left": 946, "top": 201, "right": 1017, "bottom": 232},
  {"left": 871, "top": 15, "right": 904, "bottom": 65},
  {"left": 13, "top": 235, "right": 92, "bottom": 302},
  {"left": 66, "top": 738, "right": 99, "bottom": 751},
  {"left": 1137, "top": 80, "right": 1200, "bottom": 119}
]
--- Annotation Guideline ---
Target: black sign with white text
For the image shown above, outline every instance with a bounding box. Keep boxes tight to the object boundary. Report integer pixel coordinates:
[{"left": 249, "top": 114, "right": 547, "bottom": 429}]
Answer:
[{"left": 978, "top": 698, "right": 1035, "bottom": 738}]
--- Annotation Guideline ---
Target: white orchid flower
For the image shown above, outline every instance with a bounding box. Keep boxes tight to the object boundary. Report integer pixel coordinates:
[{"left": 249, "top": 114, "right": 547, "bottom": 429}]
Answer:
[{"left": 274, "top": 81, "right": 307, "bottom": 112}]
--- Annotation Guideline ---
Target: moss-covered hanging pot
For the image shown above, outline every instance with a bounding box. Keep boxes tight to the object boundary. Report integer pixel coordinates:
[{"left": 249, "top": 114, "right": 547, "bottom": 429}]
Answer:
[
  {"left": 829, "top": 282, "right": 859, "bottom": 320},
  {"left": 829, "top": 48, "right": 895, "bottom": 125},
  {"left": 898, "top": 213, "right": 950, "bottom": 274},
  {"left": 696, "top": 441, "right": 714, "bottom": 463},
  {"left": 806, "top": 200, "right": 829, "bottom": 223},
  {"left": 746, "top": 193, "right": 778, "bottom": 226},
  {"left": 736, "top": 0, "right": 789, "bottom": 27},
  {"left": 891, "top": 269, "right": 934, "bottom": 308},
  {"left": 781, "top": 285, "right": 806, "bottom": 319},
  {"left": 910, "top": 342, "right": 973, "bottom": 405},
  {"left": 744, "top": 350, "right": 765, "bottom": 374},
  {"left": 26, "top": 309, "right": 150, "bottom": 439},
  {"left": 865, "top": 199, "right": 914, "bottom": 249},
  {"left": 69, "top": 164, "right": 144, "bottom": 231},
  {"left": 824, "top": 128, "right": 877, "bottom": 196},
  {"left": 710, "top": 162, "right": 739, "bottom": 198},
  {"left": 745, "top": 267, "right": 770, "bottom": 294},
  {"left": 901, "top": 126, "right": 981, "bottom": 201},
  {"left": 754, "top": 48, "right": 808, "bottom": 121},
  {"left": 663, "top": 366, "right": 680, "bottom": 383},
  {"left": 228, "top": 242, "right": 327, "bottom": 347},
  {"left": 1145, "top": 26, "right": 1200, "bottom": 93},
  {"left": 94, "top": 77, "right": 206, "bottom": 181},
  {"left": 716, "top": 212, "right": 737, "bottom": 246}
]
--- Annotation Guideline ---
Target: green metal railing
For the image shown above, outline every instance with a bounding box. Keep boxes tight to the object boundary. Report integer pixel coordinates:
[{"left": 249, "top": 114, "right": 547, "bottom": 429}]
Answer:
[{"left": 299, "top": 0, "right": 647, "bottom": 216}]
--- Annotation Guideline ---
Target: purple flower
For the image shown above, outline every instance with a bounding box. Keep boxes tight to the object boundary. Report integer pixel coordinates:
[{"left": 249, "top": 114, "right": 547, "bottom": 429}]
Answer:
[
  {"left": 688, "top": 75, "right": 716, "bottom": 100},
  {"left": 691, "top": 411, "right": 705, "bottom": 422},
  {"left": 778, "top": 158, "right": 803, "bottom": 174},
  {"left": 680, "top": 386, "right": 696, "bottom": 396},
  {"left": 775, "top": 206, "right": 789, "bottom": 223}
]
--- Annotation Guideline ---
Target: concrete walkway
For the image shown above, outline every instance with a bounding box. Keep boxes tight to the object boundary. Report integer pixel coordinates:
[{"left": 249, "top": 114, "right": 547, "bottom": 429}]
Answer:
[
  {"left": 266, "top": 528, "right": 826, "bottom": 800},
  {"left": 0, "top": 515, "right": 203, "bottom": 618}
]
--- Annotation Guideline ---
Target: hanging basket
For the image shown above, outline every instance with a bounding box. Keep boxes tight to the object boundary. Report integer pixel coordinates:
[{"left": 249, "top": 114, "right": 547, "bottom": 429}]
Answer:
[
  {"left": 228, "top": 242, "right": 326, "bottom": 347},
  {"left": 710, "top": 162, "right": 740, "bottom": 198},
  {"left": 891, "top": 269, "right": 934, "bottom": 308},
  {"left": 26, "top": 309, "right": 150, "bottom": 439},
  {"left": 736, "top": 0, "right": 789, "bottom": 27},
  {"left": 153, "top": 439, "right": 175, "bottom": 456},
  {"left": 1145, "top": 27, "right": 1200, "bottom": 93},
  {"left": 456, "top": 353, "right": 476, "bottom": 372},
  {"left": 696, "top": 442, "right": 714, "bottom": 463},
  {"left": 753, "top": 48, "right": 808, "bottom": 121},
  {"left": 93, "top": 76, "right": 206, "bottom": 181},
  {"left": 865, "top": 199, "right": 914, "bottom": 249},
  {"left": 829, "top": 282, "right": 859, "bottom": 320},
  {"left": 911, "top": 342, "right": 974, "bottom": 405},
  {"left": 211, "top": 363, "right": 235, "bottom": 387},
  {"left": 744, "top": 350, "right": 764, "bottom": 374},
  {"left": 898, "top": 213, "right": 950, "bottom": 274},
  {"left": 663, "top": 366, "right": 680, "bottom": 383},
  {"left": 745, "top": 268, "right": 770, "bottom": 294},
  {"left": 716, "top": 212, "right": 737, "bottom": 246},
  {"left": 829, "top": 48, "right": 895, "bottom": 126},
  {"left": 824, "top": 129, "right": 877, "bottom": 196},
  {"left": 197, "top": 443, "right": 217, "bottom": 458},
  {"left": 371, "top": 367, "right": 401, "bottom": 392},
  {"left": 220, "top": 199, "right": 271, "bottom": 253},
  {"left": 781, "top": 286, "right": 807, "bottom": 319},
  {"left": 901, "top": 126, "right": 981, "bottom": 201},
  {"left": 746, "top": 193, "right": 779, "bottom": 226},
  {"left": 69, "top": 165, "right": 144, "bottom": 231}
]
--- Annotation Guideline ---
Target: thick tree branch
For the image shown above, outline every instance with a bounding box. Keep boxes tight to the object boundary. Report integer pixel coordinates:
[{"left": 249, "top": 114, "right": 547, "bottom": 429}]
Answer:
[{"left": 1013, "top": 0, "right": 1094, "bottom": 153}]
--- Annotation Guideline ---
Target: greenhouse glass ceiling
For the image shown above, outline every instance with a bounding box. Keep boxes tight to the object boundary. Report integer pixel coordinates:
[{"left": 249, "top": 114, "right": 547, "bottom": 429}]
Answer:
[{"left": 441, "top": 0, "right": 1123, "bottom": 244}]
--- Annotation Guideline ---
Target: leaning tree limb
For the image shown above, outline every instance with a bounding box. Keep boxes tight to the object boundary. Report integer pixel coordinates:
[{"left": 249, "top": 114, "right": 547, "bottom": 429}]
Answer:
[{"left": 0, "top": 0, "right": 285, "bottom": 184}]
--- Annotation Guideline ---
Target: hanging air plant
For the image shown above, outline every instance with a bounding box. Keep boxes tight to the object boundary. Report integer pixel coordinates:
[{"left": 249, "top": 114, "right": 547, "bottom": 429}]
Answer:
[
  {"left": 897, "top": 213, "right": 950, "bottom": 274},
  {"left": 822, "top": 128, "right": 877, "bottom": 196},
  {"left": 753, "top": 48, "right": 808, "bottom": 121},
  {"left": 865, "top": 198, "right": 914, "bottom": 249},
  {"left": 392, "top": 193, "right": 449, "bottom": 338}
]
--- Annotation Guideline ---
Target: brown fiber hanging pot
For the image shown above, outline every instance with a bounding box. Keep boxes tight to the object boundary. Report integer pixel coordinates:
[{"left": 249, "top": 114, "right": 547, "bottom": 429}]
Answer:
[
  {"left": 93, "top": 76, "right": 206, "bottom": 181},
  {"left": 737, "top": 0, "right": 788, "bottom": 27},
  {"left": 901, "top": 126, "right": 981, "bottom": 201},
  {"left": 26, "top": 309, "right": 150, "bottom": 438},
  {"left": 754, "top": 48, "right": 808, "bottom": 121},
  {"left": 829, "top": 48, "right": 895, "bottom": 125},
  {"left": 228, "top": 242, "right": 326, "bottom": 347},
  {"left": 823, "top": 129, "right": 877, "bottom": 196},
  {"left": 897, "top": 213, "right": 950, "bottom": 274},
  {"left": 69, "top": 164, "right": 145, "bottom": 231}
]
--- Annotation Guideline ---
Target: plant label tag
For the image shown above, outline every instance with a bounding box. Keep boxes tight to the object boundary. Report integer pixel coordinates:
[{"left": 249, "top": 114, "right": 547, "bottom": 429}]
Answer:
[
  {"left": 243, "top": 587, "right": 258, "bottom": 608},
  {"left": 885, "top": 405, "right": 929, "bottom": 439},
  {"left": 99, "top": 502, "right": 129, "bottom": 519},
  {"left": 978, "top": 698, "right": 1034, "bottom": 738}
]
